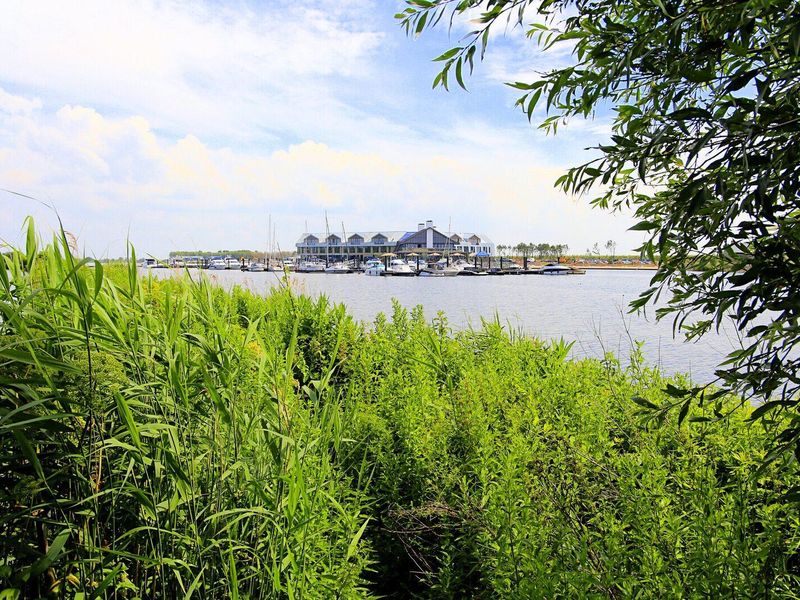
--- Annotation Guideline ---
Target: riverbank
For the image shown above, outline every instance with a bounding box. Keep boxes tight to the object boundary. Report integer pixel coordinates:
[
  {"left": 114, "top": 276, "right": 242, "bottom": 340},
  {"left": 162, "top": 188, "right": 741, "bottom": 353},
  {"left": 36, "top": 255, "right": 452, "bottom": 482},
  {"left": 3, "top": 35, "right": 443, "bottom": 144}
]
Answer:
[{"left": 2, "top": 235, "right": 798, "bottom": 598}]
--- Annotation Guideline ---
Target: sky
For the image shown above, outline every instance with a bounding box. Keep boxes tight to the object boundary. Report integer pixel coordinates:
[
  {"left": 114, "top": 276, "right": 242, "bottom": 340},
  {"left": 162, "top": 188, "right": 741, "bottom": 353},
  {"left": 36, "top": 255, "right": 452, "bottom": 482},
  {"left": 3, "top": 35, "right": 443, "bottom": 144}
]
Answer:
[{"left": 0, "top": 0, "right": 645, "bottom": 258}]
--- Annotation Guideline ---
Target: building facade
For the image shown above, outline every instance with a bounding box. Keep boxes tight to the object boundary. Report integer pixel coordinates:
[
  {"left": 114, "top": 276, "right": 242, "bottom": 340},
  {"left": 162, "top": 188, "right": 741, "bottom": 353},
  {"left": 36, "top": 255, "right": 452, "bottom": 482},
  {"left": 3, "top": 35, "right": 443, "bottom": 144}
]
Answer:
[{"left": 295, "top": 221, "right": 495, "bottom": 260}]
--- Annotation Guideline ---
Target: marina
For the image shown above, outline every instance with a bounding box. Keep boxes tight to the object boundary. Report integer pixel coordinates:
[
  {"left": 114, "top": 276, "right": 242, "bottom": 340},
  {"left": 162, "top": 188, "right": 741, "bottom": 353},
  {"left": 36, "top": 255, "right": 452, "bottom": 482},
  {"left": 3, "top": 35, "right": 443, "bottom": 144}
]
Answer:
[{"left": 144, "top": 220, "right": 652, "bottom": 276}]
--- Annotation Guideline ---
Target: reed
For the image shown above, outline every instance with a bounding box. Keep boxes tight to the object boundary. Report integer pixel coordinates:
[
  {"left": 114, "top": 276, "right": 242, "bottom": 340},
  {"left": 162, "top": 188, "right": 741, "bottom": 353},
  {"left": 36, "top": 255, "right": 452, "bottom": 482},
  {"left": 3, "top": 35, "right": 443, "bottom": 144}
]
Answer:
[{"left": 1, "top": 219, "right": 798, "bottom": 598}]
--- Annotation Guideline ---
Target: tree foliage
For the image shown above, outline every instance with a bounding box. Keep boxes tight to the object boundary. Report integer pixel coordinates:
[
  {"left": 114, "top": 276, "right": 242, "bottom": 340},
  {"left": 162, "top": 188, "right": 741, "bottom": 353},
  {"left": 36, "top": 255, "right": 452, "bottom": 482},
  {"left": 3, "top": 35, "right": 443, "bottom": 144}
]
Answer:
[{"left": 398, "top": 0, "right": 800, "bottom": 466}]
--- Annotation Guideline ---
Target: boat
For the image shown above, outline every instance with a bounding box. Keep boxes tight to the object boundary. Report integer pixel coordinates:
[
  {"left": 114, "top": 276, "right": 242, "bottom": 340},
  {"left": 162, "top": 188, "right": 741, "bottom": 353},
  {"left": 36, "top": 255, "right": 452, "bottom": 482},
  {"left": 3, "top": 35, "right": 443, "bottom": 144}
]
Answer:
[
  {"left": 384, "top": 258, "right": 416, "bottom": 276},
  {"left": 296, "top": 260, "right": 325, "bottom": 273},
  {"left": 223, "top": 256, "right": 240, "bottom": 270},
  {"left": 363, "top": 258, "right": 385, "bottom": 276},
  {"left": 138, "top": 258, "right": 158, "bottom": 268},
  {"left": 538, "top": 263, "right": 572, "bottom": 275},
  {"left": 247, "top": 261, "right": 267, "bottom": 272},
  {"left": 207, "top": 258, "right": 227, "bottom": 270},
  {"left": 458, "top": 267, "right": 489, "bottom": 276},
  {"left": 420, "top": 261, "right": 459, "bottom": 277},
  {"left": 325, "top": 262, "right": 352, "bottom": 274}
]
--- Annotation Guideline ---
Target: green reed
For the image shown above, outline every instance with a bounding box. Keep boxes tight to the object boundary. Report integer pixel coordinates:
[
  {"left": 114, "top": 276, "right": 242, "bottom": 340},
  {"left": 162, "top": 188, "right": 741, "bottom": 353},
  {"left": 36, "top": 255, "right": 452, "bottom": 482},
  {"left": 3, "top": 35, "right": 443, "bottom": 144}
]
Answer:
[{"left": 1, "top": 219, "right": 799, "bottom": 598}]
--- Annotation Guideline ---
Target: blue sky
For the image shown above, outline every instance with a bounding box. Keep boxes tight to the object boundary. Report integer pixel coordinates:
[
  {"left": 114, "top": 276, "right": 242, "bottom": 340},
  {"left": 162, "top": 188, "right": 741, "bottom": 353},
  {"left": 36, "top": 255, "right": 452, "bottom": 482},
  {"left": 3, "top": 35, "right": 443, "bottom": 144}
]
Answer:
[{"left": 0, "top": 0, "right": 643, "bottom": 257}]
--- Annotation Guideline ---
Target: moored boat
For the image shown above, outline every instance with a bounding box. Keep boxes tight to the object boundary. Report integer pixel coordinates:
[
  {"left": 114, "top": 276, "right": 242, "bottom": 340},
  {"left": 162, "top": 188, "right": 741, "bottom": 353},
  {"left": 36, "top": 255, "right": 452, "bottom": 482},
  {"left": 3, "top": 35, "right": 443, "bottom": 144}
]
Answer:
[
  {"left": 384, "top": 258, "right": 416, "bottom": 276},
  {"left": 324, "top": 262, "right": 352, "bottom": 274},
  {"left": 363, "top": 258, "right": 385, "bottom": 276},
  {"left": 297, "top": 260, "right": 325, "bottom": 273}
]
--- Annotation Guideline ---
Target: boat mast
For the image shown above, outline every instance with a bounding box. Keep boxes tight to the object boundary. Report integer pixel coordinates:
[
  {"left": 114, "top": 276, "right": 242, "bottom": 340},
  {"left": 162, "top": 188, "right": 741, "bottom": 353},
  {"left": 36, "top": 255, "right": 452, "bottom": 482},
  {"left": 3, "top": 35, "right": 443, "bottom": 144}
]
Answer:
[
  {"left": 342, "top": 221, "right": 347, "bottom": 266},
  {"left": 324, "top": 211, "right": 330, "bottom": 267}
]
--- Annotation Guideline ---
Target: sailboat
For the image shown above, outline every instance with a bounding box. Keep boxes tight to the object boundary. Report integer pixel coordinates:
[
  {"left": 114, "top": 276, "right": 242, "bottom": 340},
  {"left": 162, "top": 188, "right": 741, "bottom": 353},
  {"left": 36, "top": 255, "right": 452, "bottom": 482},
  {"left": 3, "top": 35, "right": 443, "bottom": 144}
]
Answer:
[
  {"left": 248, "top": 214, "right": 269, "bottom": 271},
  {"left": 324, "top": 216, "right": 352, "bottom": 273}
]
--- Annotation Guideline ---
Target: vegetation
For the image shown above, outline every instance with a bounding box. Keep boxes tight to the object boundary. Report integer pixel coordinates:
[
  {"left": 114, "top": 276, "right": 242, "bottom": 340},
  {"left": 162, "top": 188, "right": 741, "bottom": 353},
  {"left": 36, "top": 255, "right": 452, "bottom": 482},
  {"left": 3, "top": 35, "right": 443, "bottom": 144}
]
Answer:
[
  {"left": 2, "top": 223, "right": 800, "bottom": 597},
  {"left": 398, "top": 0, "right": 800, "bottom": 466},
  {"left": 498, "top": 243, "right": 569, "bottom": 261}
]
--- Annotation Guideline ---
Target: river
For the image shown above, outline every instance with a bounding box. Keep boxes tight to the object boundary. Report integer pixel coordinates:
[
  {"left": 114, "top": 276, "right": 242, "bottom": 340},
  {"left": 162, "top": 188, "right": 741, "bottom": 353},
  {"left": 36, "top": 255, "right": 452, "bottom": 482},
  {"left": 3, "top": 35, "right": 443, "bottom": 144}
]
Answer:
[{"left": 148, "top": 268, "right": 742, "bottom": 384}]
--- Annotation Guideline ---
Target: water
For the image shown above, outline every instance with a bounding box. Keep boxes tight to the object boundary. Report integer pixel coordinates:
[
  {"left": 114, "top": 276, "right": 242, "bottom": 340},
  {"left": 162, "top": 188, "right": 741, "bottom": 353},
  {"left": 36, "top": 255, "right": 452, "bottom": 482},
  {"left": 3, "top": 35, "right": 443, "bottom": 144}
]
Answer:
[{"left": 150, "top": 268, "right": 743, "bottom": 383}]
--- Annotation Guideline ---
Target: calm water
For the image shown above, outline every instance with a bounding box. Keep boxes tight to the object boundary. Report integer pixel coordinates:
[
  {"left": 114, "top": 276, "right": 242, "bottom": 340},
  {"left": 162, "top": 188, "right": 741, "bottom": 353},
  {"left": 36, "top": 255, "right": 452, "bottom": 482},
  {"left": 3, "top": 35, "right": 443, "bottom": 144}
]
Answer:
[{"left": 149, "top": 268, "right": 742, "bottom": 383}]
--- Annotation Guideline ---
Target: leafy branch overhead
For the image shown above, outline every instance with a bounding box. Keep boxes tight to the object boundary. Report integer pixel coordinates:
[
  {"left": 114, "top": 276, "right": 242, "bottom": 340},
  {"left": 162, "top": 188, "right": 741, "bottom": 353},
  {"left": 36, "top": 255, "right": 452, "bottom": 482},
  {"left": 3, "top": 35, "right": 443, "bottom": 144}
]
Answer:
[{"left": 399, "top": 0, "right": 800, "bottom": 464}]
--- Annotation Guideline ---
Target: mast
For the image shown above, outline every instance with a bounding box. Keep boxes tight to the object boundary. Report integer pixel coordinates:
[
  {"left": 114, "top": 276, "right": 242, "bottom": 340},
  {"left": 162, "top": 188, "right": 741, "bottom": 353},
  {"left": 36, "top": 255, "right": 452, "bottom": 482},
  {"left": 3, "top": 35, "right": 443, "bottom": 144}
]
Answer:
[
  {"left": 324, "top": 211, "right": 330, "bottom": 267},
  {"left": 342, "top": 221, "right": 347, "bottom": 266}
]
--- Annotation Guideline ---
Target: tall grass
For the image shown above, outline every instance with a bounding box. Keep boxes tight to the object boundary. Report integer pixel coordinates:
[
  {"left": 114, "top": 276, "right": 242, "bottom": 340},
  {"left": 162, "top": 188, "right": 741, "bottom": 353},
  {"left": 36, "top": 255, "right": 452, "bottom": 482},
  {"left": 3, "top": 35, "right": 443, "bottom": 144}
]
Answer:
[
  {"left": 1, "top": 220, "right": 371, "bottom": 598},
  {"left": 2, "top": 220, "right": 799, "bottom": 598}
]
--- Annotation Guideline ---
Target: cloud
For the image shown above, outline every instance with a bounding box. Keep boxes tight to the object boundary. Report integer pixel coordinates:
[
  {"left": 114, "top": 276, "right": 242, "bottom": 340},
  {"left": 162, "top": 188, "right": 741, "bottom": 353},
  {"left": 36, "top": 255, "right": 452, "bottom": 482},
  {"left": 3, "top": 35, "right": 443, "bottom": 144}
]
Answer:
[
  {"left": 0, "top": 2, "right": 642, "bottom": 258},
  {"left": 0, "top": 0, "right": 385, "bottom": 143},
  {"left": 0, "top": 87, "right": 642, "bottom": 257}
]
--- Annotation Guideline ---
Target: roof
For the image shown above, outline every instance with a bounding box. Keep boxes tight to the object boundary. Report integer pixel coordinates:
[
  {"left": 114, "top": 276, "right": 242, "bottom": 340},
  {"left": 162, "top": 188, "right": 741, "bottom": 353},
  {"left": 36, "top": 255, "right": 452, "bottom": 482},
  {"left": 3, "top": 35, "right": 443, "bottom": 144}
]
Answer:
[
  {"left": 296, "top": 231, "right": 409, "bottom": 244},
  {"left": 452, "top": 232, "right": 494, "bottom": 245}
]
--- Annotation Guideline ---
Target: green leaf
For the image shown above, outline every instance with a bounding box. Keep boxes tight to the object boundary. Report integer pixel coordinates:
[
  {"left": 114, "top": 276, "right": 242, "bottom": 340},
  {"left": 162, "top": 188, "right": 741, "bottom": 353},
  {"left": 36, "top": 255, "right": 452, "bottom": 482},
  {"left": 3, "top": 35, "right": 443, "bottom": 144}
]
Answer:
[
  {"left": 433, "top": 47, "right": 461, "bottom": 62},
  {"left": 631, "top": 395, "right": 659, "bottom": 410},
  {"left": 629, "top": 220, "right": 658, "bottom": 231},
  {"left": 25, "top": 528, "right": 70, "bottom": 579},
  {"left": 346, "top": 518, "right": 370, "bottom": 560},
  {"left": 115, "top": 391, "right": 143, "bottom": 453}
]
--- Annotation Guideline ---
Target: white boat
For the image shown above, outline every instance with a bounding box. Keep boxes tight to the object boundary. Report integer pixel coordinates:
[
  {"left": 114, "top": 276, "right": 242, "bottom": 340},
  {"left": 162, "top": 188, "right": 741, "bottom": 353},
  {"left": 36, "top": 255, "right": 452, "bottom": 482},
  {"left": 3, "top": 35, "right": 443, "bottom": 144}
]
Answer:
[
  {"left": 297, "top": 260, "right": 325, "bottom": 273},
  {"left": 539, "top": 263, "right": 572, "bottom": 275},
  {"left": 247, "top": 262, "right": 267, "bottom": 272},
  {"left": 384, "top": 258, "right": 416, "bottom": 276},
  {"left": 325, "top": 262, "right": 352, "bottom": 274},
  {"left": 139, "top": 258, "right": 158, "bottom": 268},
  {"left": 207, "top": 258, "right": 227, "bottom": 270},
  {"left": 421, "top": 261, "right": 459, "bottom": 277},
  {"left": 363, "top": 258, "right": 385, "bottom": 276},
  {"left": 224, "top": 256, "right": 240, "bottom": 270}
]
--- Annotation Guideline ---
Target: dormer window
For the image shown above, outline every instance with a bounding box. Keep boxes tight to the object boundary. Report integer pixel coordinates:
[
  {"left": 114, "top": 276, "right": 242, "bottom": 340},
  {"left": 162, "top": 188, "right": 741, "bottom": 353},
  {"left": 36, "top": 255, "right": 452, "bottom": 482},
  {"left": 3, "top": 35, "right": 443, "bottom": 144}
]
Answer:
[{"left": 327, "top": 234, "right": 340, "bottom": 245}]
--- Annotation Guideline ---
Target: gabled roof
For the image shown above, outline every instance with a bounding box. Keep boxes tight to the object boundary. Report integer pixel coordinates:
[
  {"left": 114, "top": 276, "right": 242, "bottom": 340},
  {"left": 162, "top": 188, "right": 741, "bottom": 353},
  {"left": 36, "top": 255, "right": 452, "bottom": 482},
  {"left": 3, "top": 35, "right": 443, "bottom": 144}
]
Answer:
[
  {"left": 296, "top": 231, "right": 408, "bottom": 244},
  {"left": 453, "top": 232, "right": 494, "bottom": 245}
]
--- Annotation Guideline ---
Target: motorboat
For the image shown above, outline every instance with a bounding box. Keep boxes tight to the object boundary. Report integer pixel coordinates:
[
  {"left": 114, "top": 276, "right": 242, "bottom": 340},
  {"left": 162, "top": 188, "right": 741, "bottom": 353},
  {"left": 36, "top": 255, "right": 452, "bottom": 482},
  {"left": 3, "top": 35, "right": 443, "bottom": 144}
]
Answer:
[
  {"left": 539, "top": 263, "right": 572, "bottom": 275},
  {"left": 224, "top": 256, "right": 241, "bottom": 270},
  {"left": 324, "top": 262, "right": 352, "bottom": 274},
  {"left": 363, "top": 258, "right": 385, "bottom": 276},
  {"left": 207, "top": 258, "right": 227, "bottom": 270},
  {"left": 296, "top": 260, "right": 325, "bottom": 273},
  {"left": 420, "top": 261, "right": 459, "bottom": 277},
  {"left": 139, "top": 258, "right": 158, "bottom": 268},
  {"left": 384, "top": 258, "right": 416, "bottom": 276},
  {"left": 247, "top": 261, "right": 267, "bottom": 272}
]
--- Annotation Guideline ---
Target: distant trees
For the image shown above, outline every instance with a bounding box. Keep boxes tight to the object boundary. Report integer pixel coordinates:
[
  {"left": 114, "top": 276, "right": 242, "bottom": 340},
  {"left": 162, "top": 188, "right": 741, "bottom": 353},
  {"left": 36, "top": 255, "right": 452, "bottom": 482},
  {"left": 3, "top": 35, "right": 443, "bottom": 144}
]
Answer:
[
  {"left": 605, "top": 240, "right": 618, "bottom": 263},
  {"left": 503, "top": 243, "right": 568, "bottom": 260}
]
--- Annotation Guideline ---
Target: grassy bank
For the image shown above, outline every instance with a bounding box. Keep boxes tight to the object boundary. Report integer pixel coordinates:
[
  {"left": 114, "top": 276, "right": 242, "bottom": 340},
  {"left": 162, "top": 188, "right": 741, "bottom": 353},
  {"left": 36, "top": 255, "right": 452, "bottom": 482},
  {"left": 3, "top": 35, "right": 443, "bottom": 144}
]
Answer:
[{"left": 2, "top": 227, "right": 799, "bottom": 598}]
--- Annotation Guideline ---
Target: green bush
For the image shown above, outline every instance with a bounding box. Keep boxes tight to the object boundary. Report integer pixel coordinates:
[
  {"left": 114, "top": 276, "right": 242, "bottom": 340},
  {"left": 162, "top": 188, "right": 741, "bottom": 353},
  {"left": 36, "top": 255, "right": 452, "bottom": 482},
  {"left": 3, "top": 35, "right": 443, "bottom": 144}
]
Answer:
[{"left": 1, "top": 222, "right": 798, "bottom": 598}]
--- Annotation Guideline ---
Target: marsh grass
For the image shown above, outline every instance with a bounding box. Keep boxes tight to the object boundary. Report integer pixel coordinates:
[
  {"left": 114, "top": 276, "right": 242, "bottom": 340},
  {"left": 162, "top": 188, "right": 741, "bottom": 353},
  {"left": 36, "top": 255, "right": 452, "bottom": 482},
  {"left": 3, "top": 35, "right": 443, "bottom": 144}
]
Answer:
[{"left": 1, "top": 220, "right": 799, "bottom": 598}]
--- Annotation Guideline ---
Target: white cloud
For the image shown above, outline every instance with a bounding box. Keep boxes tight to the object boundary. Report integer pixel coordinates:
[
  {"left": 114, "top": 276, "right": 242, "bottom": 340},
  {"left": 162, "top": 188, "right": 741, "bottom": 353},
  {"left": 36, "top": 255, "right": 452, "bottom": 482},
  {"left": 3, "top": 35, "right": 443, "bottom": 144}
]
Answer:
[
  {"left": 0, "top": 0, "right": 385, "bottom": 142},
  {"left": 0, "top": 2, "right": 641, "bottom": 258},
  {"left": 0, "top": 88, "right": 641, "bottom": 257}
]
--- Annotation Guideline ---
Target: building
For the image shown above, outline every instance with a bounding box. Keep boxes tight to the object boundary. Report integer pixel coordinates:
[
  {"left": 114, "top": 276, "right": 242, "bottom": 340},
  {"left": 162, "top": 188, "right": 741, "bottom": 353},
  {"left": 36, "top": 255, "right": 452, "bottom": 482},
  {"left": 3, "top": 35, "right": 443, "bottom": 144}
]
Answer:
[{"left": 295, "top": 220, "right": 495, "bottom": 260}]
